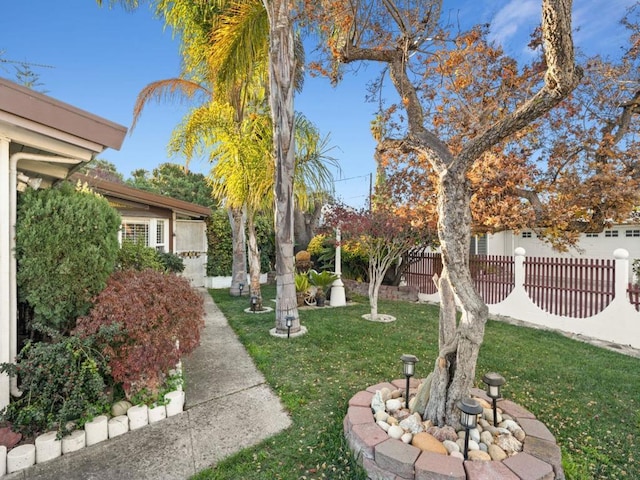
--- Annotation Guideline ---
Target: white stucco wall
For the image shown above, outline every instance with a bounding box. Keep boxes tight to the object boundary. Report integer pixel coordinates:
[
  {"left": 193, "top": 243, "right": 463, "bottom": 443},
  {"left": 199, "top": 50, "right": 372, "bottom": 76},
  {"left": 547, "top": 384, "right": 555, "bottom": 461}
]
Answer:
[{"left": 418, "top": 248, "right": 640, "bottom": 350}]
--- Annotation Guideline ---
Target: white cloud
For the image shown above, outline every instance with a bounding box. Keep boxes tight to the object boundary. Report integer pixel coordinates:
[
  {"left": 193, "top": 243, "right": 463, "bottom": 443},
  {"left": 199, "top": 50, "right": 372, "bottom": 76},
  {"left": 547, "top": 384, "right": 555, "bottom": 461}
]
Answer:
[
  {"left": 572, "top": 0, "right": 636, "bottom": 57},
  {"left": 489, "top": 0, "right": 540, "bottom": 47},
  {"left": 483, "top": 0, "right": 636, "bottom": 60}
]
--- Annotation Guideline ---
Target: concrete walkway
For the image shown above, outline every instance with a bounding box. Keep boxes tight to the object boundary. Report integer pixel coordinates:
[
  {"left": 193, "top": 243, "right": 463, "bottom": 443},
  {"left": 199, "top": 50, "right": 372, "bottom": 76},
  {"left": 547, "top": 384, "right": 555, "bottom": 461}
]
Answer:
[{"left": 4, "top": 290, "right": 291, "bottom": 480}]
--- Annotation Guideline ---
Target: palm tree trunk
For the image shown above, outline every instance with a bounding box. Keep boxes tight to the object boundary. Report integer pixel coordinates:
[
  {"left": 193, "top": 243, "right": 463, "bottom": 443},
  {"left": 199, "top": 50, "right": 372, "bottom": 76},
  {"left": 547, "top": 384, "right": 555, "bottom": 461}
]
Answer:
[
  {"left": 247, "top": 210, "right": 263, "bottom": 305},
  {"left": 228, "top": 206, "right": 247, "bottom": 296},
  {"left": 265, "top": 0, "right": 300, "bottom": 333}
]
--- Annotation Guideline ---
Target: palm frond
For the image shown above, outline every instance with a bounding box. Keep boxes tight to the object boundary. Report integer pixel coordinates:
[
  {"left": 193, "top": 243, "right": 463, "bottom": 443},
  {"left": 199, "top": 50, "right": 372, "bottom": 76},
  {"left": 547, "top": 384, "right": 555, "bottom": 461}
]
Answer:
[
  {"left": 293, "top": 113, "right": 340, "bottom": 210},
  {"left": 207, "top": 0, "right": 270, "bottom": 103},
  {"left": 132, "top": 78, "right": 211, "bottom": 131}
]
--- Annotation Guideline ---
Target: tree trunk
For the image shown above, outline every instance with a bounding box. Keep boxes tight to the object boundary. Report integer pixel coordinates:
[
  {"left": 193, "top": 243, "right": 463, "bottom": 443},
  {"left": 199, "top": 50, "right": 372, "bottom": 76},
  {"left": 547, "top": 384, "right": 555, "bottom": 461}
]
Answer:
[
  {"left": 293, "top": 201, "right": 323, "bottom": 252},
  {"left": 265, "top": 0, "right": 300, "bottom": 333},
  {"left": 334, "top": 0, "right": 580, "bottom": 428},
  {"left": 368, "top": 264, "right": 385, "bottom": 319},
  {"left": 423, "top": 165, "right": 488, "bottom": 428},
  {"left": 247, "top": 211, "right": 262, "bottom": 305},
  {"left": 228, "top": 206, "right": 247, "bottom": 296}
]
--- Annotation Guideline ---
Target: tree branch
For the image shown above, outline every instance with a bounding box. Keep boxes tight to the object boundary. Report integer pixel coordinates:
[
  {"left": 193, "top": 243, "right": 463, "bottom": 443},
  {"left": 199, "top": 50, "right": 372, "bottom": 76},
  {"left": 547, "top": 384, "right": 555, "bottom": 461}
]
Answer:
[{"left": 458, "top": 0, "right": 582, "bottom": 166}]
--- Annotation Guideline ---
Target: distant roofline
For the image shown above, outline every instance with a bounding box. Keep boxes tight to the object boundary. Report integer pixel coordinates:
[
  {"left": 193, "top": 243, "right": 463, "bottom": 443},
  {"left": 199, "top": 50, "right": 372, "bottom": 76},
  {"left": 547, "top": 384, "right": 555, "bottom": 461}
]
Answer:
[{"left": 73, "top": 173, "right": 212, "bottom": 218}]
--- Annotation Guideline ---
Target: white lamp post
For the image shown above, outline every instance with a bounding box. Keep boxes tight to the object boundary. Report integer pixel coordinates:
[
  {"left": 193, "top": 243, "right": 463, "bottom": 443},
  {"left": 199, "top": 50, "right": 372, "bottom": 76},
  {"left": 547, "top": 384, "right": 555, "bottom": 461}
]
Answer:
[{"left": 329, "top": 227, "right": 346, "bottom": 307}]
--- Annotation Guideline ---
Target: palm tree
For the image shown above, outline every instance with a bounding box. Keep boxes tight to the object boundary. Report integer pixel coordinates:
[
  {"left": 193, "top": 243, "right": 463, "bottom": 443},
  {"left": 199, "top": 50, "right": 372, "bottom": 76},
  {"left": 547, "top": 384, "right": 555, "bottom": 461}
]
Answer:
[
  {"left": 98, "top": 0, "right": 310, "bottom": 331},
  {"left": 169, "top": 99, "right": 338, "bottom": 306},
  {"left": 120, "top": 0, "right": 269, "bottom": 298},
  {"left": 158, "top": 0, "right": 306, "bottom": 331}
]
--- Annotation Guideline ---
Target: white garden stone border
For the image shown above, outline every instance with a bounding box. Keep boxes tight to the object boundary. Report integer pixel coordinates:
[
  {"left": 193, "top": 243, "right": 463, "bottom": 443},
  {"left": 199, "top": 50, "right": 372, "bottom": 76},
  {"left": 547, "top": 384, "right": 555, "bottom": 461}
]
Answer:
[{"left": 0, "top": 389, "right": 185, "bottom": 476}]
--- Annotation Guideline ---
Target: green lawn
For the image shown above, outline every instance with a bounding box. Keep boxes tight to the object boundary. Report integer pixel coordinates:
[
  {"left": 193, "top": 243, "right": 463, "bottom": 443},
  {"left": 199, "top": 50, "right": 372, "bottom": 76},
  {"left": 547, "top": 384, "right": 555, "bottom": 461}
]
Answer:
[{"left": 192, "top": 285, "right": 640, "bottom": 480}]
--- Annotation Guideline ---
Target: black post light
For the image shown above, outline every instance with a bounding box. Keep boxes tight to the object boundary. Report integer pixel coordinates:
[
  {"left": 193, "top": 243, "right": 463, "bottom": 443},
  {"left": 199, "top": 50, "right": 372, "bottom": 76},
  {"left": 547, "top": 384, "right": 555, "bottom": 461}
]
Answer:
[
  {"left": 482, "top": 372, "right": 506, "bottom": 426},
  {"left": 285, "top": 315, "right": 294, "bottom": 339},
  {"left": 250, "top": 295, "right": 257, "bottom": 312},
  {"left": 400, "top": 354, "right": 418, "bottom": 409},
  {"left": 239, "top": 282, "right": 244, "bottom": 296},
  {"left": 457, "top": 398, "right": 483, "bottom": 460}
]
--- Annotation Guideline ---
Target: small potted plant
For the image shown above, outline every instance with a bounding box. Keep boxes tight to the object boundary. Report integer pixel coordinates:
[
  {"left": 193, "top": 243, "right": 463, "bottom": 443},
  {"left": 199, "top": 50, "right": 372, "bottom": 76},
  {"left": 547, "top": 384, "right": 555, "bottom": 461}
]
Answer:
[
  {"left": 308, "top": 270, "right": 338, "bottom": 307},
  {"left": 295, "top": 272, "right": 311, "bottom": 307}
]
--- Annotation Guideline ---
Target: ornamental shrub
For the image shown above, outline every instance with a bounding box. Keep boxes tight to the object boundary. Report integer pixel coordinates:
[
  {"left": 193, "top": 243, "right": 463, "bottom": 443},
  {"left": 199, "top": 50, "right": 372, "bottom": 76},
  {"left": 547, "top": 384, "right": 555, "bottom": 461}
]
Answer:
[
  {"left": 206, "top": 209, "right": 233, "bottom": 276},
  {"left": 116, "top": 239, "right": 164, "bottom": 272},
  {"left": 307, "top": 234, "right": 334, "bottom": 271},
  {"left": 0, "top": 331, "right": 110, "bottom": 437},
  {"left": 306, "top": 234, "right": 327, "bottom": 258},
  {"left": 15, "top": 182, "right": 121, "bottom": 333},
  {"left": 255, "top": 213, "right": 276, "bottom": 273},
  {"left": 116, "top": 240, "right": 185, "bottom": 273},
  {"left": 342, "top": 239, "right": 370, "bottom": 281},
  {"left": 157, "top": 251, "right": 185, "bottom": 273},
  {"left": 74, "top": 269, "right": 205, "bottom": 399}
]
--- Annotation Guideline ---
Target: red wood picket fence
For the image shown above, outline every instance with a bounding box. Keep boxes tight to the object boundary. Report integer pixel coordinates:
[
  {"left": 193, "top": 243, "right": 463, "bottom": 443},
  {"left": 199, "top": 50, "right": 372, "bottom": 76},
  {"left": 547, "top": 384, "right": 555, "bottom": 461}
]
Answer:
[
  {"left": 404, "top": 251, "right": 514, "bottom": 304},
  {"left": 405, "top": 251, "right": 629, "bottom": 318},
  {"left": 628, "top": 283, "right": 640, "bottom": 311},
  {"left": 404, "top": 249, "right": 442, "bottom": 295},
  {"left": 470, "top": 255, "right": 515, "bottom": 304},
  {"left": 523, "top": 257, "right": 614, "bottom": 318}
]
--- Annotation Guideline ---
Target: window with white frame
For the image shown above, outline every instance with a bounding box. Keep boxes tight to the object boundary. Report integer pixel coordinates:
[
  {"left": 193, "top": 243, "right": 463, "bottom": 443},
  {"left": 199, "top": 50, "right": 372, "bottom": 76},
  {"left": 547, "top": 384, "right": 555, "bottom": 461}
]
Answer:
[
  {"left": 625, "top": 229, "right": 640, "bottom": 237},
  {"left": 156, "top": 220, "right": 166, "bottom": 252},
  {"left": 585, "top": 233, "right": 599, "bottom": 238},
  {"left": 605, "top": 230, "right": 619, "bottom": 237},
  {"left": 121, "top": 218, "right": 169, "bottom": 251},
  {"left": 122, "top": 221, "right": 149, "bottom": 245},
  {"left": 522, "top": 231, "right": 533, "bottom": 238}
]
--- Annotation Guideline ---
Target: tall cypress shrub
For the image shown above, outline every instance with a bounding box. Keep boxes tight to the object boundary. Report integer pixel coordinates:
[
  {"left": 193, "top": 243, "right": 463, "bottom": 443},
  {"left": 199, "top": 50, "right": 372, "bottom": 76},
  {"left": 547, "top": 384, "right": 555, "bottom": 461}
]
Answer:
[
  {"left": 206, "top": 209, "right": 233, "bottom": 276},
  {"left": 15, "top": 182, "right": 121, "bottom": 333}
]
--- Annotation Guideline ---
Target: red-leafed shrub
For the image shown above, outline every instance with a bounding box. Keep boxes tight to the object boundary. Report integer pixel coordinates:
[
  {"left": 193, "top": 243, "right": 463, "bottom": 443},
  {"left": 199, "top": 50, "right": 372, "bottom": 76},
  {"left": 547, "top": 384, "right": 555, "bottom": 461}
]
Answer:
[{"left": 75, "top": 269, "right": 205, "bottom": 398}]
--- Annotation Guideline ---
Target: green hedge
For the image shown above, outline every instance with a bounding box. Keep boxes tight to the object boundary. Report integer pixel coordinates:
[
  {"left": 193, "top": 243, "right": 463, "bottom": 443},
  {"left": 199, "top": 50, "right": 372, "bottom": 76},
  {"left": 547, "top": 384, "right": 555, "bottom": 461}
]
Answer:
[{"left": 15, "top": 182, "right": 121, "bottom": 333}]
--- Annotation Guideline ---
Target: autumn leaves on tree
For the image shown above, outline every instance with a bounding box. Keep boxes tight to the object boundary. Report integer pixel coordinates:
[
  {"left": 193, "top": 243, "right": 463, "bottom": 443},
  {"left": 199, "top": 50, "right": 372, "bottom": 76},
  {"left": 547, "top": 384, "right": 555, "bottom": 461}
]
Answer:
[{"left": 307, "top": 0, "right": 587, "bottom": 426}]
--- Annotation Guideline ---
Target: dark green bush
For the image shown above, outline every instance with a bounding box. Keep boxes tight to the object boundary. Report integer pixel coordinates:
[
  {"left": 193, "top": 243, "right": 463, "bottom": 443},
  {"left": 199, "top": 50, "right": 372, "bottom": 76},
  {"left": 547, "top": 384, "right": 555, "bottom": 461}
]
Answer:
[
  {"left": 116, "top": 239, "right": 164, "bottom": 271},
  {"left": 157, "top": 251, "right": 185, "bottom": 273},
  {"left": 206, "top": 209, "right": 233, "bottom": 276},
  {"left": 0, "top": 331, "right": 111, "bottom": 437},
  {"left": 206, "top": 210, "right": 274, "bottom": 277},
  {"left": 255, "top": 213, "right": 276, "bottom": 273},
  {"left": 15, "top": 182, "right": 121, "bottom": 333},
  {"left": 117, "top": 240, "right": 185, "bottom": 273},
  {"left": 75, "top": 269, "right": 205, "bottom": 399}
]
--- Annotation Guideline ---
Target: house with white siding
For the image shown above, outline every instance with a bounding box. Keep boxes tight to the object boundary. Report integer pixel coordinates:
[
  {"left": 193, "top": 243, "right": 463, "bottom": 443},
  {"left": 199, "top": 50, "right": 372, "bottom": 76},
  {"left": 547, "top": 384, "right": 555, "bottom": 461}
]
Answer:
[
  {"left": 0, "top": 78, "right": 127, "bottom": 409},
  {"left": 472, "top": 226, "right": 640, "bottom": 281},
  {"left": 73, "top": 173, "right": 210, "bottom": 288}
]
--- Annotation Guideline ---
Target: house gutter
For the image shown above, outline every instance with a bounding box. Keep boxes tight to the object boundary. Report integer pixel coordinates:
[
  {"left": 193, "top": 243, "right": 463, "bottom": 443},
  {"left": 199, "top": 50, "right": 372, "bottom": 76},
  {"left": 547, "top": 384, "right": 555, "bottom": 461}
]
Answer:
[{"left": 9, "top": 152, "right": 84, "bottom": 397}]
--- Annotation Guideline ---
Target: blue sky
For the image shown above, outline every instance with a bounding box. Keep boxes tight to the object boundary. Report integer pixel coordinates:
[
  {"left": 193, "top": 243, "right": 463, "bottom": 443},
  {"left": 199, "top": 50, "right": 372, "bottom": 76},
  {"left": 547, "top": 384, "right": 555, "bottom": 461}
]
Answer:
[{"left": 1, "top": 0, "right": 635, "bottom": 208}]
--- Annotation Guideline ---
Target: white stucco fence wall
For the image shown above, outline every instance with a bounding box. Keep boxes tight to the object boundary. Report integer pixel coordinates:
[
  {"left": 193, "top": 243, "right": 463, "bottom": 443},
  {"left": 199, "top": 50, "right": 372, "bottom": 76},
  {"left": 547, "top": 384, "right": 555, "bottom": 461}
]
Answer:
[
  {"left": 205, "top": 274, "right": 268, "bottom": 289},
  {"left": 418, "top": 248, "right": 640, "bottom": 350}
]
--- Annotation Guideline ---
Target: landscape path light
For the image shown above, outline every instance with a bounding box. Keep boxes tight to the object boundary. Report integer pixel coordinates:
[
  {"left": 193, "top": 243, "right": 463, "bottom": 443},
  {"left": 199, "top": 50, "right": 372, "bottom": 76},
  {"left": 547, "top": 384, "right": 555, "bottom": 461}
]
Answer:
[
  {"left": 400, "top": 354, "right": 418, "bottom": 409},
  {"left": 239, "top": 282, "right": 244, "bottom": 296},
  {"left": 457, "top": 397, "right": 483, "bottom": 460},
  {"left": 250, "top": 295, "right": 258, "bottom": 312},
  {"left": 285, "top": 315, "right": 293, "bottom": 339},
  {"left": 482, "top": 372, "right": 505, "bottom": 426}
]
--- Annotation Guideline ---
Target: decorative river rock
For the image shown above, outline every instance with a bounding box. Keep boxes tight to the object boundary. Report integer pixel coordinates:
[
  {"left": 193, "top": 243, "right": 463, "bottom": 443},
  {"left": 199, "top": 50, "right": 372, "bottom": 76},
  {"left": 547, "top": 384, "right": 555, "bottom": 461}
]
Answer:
[{"left": 344, "top": 379, "right": 564, "bottom": 480}]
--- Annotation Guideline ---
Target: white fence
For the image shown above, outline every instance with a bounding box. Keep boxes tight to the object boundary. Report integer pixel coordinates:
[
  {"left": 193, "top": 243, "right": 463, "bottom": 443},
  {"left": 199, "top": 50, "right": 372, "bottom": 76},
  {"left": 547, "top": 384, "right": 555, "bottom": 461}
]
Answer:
[{"left": 417, "top": 248, "right": 640, "bottom": 350}]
